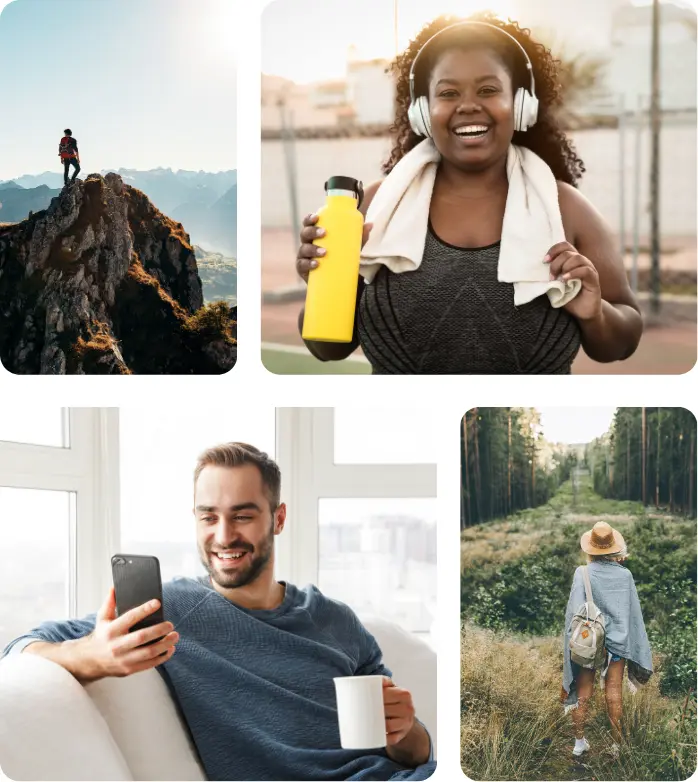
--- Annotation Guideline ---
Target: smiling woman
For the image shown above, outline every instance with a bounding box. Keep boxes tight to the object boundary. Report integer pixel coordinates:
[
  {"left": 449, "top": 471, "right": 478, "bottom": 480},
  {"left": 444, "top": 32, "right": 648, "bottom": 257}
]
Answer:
[{"left": 294, "top": 12, "right": 643, "bottom": 375}]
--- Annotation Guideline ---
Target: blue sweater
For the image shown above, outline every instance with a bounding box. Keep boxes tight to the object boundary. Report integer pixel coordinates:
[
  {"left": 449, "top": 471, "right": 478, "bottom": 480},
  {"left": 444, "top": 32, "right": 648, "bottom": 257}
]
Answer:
[{"left": 2, "top": 578, "right": 435, "bottom": 781}]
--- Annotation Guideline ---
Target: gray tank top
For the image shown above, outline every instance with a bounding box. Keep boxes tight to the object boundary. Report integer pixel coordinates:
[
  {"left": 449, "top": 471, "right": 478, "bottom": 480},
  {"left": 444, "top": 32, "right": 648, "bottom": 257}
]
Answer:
[{"left": 358, "top": 224, "right": 582, "bottom": 374}]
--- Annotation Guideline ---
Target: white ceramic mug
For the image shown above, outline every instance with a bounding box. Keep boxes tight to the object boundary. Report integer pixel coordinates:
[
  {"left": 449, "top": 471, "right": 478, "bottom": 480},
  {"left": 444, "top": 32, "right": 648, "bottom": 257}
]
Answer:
[{"left": 333, "top": 674, "right": 386, "bottom": 749}]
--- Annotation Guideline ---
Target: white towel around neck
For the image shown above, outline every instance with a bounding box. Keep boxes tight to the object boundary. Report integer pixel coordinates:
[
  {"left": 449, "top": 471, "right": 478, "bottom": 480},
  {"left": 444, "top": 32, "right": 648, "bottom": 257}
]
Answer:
[{"left": 360, "top": 138, "right": 582, "bottom": 308}]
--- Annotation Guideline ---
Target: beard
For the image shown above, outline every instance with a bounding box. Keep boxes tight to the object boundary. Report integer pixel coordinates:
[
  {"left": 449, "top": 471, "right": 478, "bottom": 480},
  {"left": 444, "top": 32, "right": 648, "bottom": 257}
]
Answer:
[{"left": 199, "top": 521, "right": 274, "bottom": 590}]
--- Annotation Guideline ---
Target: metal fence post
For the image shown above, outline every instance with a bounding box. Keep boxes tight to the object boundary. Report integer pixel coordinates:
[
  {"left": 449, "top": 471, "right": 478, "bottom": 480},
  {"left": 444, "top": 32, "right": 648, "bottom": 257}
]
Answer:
[
  {"left": 631, "top": 94, "right": 644, "bottom": 294},
  {"left": 618, "top": 93, "right": 626, "bottom": 264},
  {"left": 279, "top": 98, "right": 302, "bottom": 269}
]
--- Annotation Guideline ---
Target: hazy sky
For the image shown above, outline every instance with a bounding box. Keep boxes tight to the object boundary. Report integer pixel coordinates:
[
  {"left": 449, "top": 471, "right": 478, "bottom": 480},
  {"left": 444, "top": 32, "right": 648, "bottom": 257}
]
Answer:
[
  {"left": 262, "top": 0, "right": 697, "bottom": 84},
  {"left": 538, "top": 407, "right": 617, "bottom": 445},
  {"left": 0, "top": 0, "right": 237, "bottom": 180}
]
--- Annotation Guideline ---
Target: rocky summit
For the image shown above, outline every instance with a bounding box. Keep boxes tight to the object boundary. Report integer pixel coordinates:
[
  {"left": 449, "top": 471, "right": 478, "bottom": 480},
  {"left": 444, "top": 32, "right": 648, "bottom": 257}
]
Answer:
[{"left": 0, "top": 173, "right": 236, "bottom": 374}]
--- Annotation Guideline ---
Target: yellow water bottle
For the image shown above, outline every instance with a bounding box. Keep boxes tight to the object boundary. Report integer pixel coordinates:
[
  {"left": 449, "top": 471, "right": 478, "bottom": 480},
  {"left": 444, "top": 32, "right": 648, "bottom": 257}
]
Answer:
[{"left": 302, "top": 176, "right": 364, "bottom": 343}]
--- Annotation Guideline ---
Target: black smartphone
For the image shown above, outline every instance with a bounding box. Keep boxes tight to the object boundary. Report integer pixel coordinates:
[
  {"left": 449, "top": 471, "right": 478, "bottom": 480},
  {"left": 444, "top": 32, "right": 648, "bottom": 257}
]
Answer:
[{"left": 111, "top": 554, "right": 165, "bottom": 645}]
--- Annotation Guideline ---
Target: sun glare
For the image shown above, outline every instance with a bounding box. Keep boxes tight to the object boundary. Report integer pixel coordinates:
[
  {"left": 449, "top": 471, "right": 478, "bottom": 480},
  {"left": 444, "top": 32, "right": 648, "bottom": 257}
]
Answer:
[
  {"left": 195, "top": 0, "right": 237, "bottom": 64},
  {"left": 397, "top": 0, "right": 516, "bottom": 54},
  {"left": 425, "top": 0, "right": 516, "bottom": 19}
]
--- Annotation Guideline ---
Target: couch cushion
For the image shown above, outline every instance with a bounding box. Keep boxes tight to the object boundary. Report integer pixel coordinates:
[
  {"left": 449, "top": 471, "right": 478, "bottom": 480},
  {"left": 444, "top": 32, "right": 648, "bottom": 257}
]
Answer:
[
  {"left": 0, "top": 652, "right": 133, "bottom": 781},
  {"left": 86, "top": 668, "right": 206, "bottom": 781},
  {"left": 360, "top": 615, "right": 437, "bottom": 756}
]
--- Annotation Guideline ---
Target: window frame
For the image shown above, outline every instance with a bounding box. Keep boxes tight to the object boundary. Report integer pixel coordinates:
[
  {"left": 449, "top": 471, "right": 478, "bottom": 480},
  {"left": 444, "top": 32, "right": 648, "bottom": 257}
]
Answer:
[
  {"left": 0, "top": 408, "right": 119, "bottom": 617},
  {"left": 274, "top": 408, "right": 437, "bottom": 593},
  {"left": 2, "top": 407, "right": 436, "bottom": 625}
]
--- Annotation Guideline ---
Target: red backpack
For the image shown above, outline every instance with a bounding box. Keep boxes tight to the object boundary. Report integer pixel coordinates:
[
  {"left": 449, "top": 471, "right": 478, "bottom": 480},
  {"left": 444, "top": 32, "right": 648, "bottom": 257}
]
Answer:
[{"left": 59, "top": 136, "right": 75, "bottom": 159}]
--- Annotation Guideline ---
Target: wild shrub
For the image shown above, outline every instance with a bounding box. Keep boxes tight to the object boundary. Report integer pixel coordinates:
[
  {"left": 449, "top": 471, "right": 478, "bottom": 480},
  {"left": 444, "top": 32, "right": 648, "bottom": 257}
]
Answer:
[
  {"left": 184, "top": 301, "right": 236, "bottom": 344},
  {"left": 462, "top": 512, "right": 696, "bottom": 698}
]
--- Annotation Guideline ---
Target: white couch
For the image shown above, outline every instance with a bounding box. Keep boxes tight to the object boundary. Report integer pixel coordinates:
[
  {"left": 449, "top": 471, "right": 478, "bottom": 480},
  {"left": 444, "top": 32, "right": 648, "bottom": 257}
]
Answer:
[{"left": 0, "top": 616, "right": 436, "bottom": 781}]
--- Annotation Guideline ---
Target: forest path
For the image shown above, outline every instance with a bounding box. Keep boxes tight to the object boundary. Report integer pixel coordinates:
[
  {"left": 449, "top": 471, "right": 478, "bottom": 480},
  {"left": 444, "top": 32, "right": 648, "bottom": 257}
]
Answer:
[
  {"left": 461, "top": 470, "right": 677, "bottom": 575},
  {"left": 460, "top": 475, "right": 693, "bottom": 782}
]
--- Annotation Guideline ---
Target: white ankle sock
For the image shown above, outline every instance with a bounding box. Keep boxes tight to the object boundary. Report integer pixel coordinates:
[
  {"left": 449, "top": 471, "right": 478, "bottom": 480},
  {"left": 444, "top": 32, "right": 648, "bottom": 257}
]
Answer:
[{"left": 574, "top": 738, "right": 587, "bottom": 752}]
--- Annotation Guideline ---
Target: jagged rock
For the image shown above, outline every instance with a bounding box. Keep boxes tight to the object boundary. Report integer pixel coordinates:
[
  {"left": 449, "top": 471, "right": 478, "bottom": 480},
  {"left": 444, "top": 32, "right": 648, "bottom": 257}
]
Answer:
[
  {"left": 202, "top": 339, "right": 237, "bottom": 367},
  {"left": 104, "top": 172, "right": 124, "bottom": 196},
  {"left": 0, "top": 175, "right": 236, "bottom": 374}
]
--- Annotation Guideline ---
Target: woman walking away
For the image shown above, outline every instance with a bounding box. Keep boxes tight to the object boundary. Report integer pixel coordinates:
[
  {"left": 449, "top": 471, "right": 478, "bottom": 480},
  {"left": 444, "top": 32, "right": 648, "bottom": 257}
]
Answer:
[{"left": 561, "top": 522, "right": 653, "bottom": 758}]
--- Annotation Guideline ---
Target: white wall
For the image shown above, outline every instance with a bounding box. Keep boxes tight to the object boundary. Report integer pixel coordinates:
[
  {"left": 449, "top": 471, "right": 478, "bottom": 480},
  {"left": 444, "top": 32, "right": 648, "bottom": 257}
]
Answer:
[
  {"left": 608, "top": 22, "right": 697, "bottom": 112},
  {"left": 262, "top": 76, "right": 344, "bottom": 131},
  {"left": 261, "top": 119, "right": 697, "bottom": 237},
  {"left": 348, "top": 62, "right": 394, "bottom": 125},
  {"left": 510, "top": 0, "right": 623, "bottom": 53},
  {"left": 262, "top": 135, "right": 391, "bottom": 224},
  {"left": 574, "top": 117, "right": 696, "bottom": 238}
]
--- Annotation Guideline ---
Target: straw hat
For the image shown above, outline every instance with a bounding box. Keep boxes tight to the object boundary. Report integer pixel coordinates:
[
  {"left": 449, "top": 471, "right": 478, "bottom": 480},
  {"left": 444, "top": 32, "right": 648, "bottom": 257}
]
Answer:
[{"left": 580, "top": 521, "right": 626, "bottom": 556}]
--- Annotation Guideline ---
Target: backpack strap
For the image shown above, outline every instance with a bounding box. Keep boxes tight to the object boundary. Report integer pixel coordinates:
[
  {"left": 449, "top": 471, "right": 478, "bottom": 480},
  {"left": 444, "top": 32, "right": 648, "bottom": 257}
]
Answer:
[{"left": 581, "top": 565, "right": 594, "bottom": 605}]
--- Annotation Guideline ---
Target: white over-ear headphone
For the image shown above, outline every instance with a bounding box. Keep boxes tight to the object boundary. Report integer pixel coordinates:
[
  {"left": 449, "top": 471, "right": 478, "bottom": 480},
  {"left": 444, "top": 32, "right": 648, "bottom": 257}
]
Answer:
[{"left": 407, "top": 21, "right": 539, "bottom": 137}]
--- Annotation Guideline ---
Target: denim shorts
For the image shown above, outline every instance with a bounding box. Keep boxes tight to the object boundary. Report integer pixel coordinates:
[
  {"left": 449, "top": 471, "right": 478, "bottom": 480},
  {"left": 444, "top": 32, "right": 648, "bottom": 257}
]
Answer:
[{"left": 607, "top": 650, "right": 622, "bottom": 663}]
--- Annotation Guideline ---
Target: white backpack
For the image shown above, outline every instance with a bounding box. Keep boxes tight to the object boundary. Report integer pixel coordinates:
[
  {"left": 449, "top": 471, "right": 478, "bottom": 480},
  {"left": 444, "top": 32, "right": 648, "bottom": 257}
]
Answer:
[{"left": 568, "top": 566, "right": 606, "bottom": 669}]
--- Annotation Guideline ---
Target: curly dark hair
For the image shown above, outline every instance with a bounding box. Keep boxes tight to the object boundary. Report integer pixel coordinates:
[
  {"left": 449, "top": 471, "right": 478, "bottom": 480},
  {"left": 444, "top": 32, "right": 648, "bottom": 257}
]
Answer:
[{"left": 384, "top": 12, "right": 585, "bottom": 186}]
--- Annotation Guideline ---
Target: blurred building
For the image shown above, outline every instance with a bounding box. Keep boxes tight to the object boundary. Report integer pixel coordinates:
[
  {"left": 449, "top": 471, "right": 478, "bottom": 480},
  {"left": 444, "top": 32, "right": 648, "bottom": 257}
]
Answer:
[
  {"left": 320, "top": 514, "right": 436, "bottom": 565},
  {"left": 318, "top": 512, "right": 436, "bottom": 634},
  {"left": 261, "top": 75, "right": 349, "bottom": 131},
  {"left": 541, "top": 0, "right": 696, "bottom": 115},
  {"left": 514, "top": 0, "right": 625, "bottom": 53},
  {"left": 262, "top": 0, "right": 696, "bottom": 130},
  {"left": 262, "top": 48, "right": 393, "bottom": 132},
  {"left": 346, "top": 52, "right": 394, "bottom": 125},
  {"left": 608, "top": 0, "right": 697, "bottom": 112},
  {"left": 308, "top": 80, "right": 349, "bottom": 109}
]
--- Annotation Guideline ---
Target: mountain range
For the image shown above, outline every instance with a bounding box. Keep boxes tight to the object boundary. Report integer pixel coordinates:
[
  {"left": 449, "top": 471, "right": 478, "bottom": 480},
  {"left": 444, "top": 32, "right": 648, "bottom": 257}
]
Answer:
[
  {"left": 194, "top": 246, "right": 237, "bottom": 306},
  {"left": 0, "top": 174, "right": 236, "bottom": 374},
  {"left": 0, "top": 168, "right": 236, "bottom": 256},
  {"left": 0, "top": 183, "right": 62, "bottom": 222}
]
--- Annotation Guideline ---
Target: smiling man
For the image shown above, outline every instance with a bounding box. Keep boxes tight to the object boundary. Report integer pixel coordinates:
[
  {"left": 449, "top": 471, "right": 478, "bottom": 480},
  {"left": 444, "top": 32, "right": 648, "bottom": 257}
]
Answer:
[{"left": 1, "top": 443, "right": 435, "bottom": 782}]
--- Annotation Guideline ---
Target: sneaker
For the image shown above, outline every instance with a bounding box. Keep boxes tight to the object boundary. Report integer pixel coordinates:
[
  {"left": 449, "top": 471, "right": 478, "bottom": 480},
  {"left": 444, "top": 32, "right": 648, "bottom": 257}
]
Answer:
[
  {"left": 572, "top": 738, "right": 590, "bottom": 756},
  {"left": 608, "top": 742, "right": 620, "bottom": 759}
]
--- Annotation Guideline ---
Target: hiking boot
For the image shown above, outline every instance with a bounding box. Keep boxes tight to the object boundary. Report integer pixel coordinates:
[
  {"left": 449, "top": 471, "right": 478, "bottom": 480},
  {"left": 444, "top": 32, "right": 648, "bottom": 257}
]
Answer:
[{"left": 572, "top": 738, "right": 590, "bottom": 756}]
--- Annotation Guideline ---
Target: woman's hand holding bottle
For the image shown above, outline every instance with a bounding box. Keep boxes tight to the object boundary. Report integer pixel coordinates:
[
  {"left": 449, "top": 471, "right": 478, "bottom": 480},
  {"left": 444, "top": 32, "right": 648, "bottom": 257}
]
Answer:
[{"left": 295, "top": 213, "right": 373, "bottom": 283}]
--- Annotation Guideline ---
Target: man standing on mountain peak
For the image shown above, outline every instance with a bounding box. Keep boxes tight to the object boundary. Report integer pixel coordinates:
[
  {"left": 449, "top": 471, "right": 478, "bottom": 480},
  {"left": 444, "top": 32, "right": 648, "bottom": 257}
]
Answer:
[{"left": 59, "top": 128, "right": 80, "bottom": 187}]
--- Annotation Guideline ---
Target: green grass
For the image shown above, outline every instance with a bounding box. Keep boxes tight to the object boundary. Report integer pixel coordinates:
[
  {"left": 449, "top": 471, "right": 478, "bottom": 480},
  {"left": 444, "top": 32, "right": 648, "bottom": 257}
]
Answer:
[
  {"left": 461, "top": 623, "right": 697, "bottom": 781},
  {"left": 652, "top": 283, "right": 697, "bottom": 296},
  {"left": 261, "top": 348, "right": 371, "bottom": 375},
  {"left": 545, "top": 478, "right": 646, "bottom": 516},
  {"left": 461, "top": 475, "right": 697, "bottom": 780}
]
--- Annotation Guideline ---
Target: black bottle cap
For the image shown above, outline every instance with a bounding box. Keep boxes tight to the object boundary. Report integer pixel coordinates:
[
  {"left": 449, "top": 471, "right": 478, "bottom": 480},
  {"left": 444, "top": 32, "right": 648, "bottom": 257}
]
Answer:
[
  {"left": 325, "top": 175, "right": 359, "bottom": 191},
  {"left": 324, "top": 176, "right": 364, "bottom": 207}
]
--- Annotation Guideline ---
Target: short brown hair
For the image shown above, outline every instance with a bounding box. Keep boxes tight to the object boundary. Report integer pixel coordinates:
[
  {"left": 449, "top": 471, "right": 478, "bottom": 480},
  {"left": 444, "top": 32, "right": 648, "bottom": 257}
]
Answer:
[{"left": 193, "top": 442, "right": 281, "bottom": 511}]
